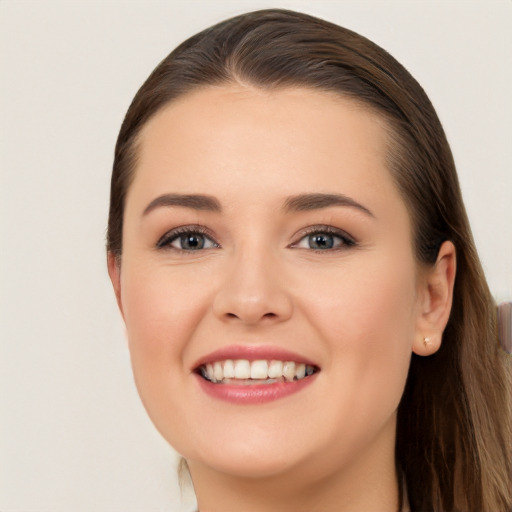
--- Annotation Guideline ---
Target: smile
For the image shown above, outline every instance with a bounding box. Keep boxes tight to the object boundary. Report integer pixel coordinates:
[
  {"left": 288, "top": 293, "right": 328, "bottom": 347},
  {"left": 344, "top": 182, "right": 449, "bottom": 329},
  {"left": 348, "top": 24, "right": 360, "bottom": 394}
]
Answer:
[
  {"left": 192, "top": 346, "right": 320, "bottom": 403},
  {"left": 198, "top": 359, "right": 317, "bottom": 385}
]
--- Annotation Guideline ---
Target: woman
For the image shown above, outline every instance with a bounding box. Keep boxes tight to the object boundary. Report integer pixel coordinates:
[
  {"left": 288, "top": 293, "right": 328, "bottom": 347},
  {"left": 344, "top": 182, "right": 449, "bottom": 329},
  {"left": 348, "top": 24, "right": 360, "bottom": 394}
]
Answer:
[{"left": 106, "top": 9, "right": 511, "bottom": 512}]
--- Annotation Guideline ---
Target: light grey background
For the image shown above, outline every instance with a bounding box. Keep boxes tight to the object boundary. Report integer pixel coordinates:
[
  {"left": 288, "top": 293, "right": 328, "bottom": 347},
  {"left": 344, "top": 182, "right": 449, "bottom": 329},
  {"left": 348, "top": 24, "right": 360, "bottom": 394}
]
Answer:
[{"left": 1, "top": 1, "right": 511, "bottom": 511}]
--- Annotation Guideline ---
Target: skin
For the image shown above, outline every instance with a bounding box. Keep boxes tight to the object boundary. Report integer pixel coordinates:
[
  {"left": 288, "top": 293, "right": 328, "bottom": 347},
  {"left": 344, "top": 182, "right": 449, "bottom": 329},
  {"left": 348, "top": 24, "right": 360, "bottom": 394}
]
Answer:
[{"left": 108, "top": 85, "right": 455, "bottom": 512}]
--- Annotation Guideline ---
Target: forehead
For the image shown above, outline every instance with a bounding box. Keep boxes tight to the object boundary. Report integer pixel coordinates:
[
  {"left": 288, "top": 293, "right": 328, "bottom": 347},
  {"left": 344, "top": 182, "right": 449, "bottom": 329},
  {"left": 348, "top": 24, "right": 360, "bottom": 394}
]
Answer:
[
  {"left": 128, "top": 85, "right": 406, "bottom": 224},
  {"left": 137, "top": 85, "right": 388, "bottom": 165}
]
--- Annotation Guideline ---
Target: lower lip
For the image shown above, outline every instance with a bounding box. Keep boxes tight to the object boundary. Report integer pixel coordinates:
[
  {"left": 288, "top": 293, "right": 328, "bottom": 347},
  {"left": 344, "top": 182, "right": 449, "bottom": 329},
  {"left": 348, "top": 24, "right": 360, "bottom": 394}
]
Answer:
[{"left": 195, "top": 373, "right": 318, "bottom": 404}]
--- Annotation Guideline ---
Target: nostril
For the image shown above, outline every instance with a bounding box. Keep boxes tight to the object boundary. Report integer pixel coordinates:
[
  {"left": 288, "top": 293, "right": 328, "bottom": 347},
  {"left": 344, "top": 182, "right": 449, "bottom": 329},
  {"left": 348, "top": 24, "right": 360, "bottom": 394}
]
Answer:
[{"left": 223, "top": 311, "right": 278, "bottom": 322}]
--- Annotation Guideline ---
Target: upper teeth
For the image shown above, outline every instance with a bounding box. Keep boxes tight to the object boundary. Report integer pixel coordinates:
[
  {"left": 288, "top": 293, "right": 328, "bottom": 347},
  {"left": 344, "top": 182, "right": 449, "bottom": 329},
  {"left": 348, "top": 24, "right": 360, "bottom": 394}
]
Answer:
[{"left": 200, "top": 360, "right": 316, "bottom": 383}]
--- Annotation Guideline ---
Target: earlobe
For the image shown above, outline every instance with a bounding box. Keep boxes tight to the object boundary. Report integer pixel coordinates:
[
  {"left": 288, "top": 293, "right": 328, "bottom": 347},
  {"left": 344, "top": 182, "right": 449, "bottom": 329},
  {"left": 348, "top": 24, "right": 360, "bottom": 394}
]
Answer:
[
  {"left": 413, "top": 241, "right": 456, "bottom": 356},
  {"left": 107, "top": 252, "right": 125, "bottom": 319}
]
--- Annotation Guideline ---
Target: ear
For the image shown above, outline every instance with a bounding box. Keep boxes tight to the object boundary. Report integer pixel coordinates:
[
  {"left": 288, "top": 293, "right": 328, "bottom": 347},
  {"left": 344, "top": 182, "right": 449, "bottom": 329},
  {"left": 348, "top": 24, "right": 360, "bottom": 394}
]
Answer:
[
  {"left": 413, "top": 241, "right": 456, "bottom": 356},
  {"left": 107, "top": 252, "right": 125, "bottom": 320}
]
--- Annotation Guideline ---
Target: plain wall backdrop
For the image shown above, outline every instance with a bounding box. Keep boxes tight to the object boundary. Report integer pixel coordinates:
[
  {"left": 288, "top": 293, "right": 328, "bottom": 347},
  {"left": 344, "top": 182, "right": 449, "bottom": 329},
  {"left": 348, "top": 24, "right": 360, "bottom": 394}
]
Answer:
[{"left": 1, "top": 1, "right": 511, "bottom": 511}]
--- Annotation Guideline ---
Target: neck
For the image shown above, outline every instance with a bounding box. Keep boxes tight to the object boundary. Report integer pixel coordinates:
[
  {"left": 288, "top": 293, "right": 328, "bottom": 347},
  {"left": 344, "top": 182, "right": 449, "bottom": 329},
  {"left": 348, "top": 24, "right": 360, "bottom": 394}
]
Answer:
[{"left": 188, "top": 419, "right": 401, "bottom": 512}]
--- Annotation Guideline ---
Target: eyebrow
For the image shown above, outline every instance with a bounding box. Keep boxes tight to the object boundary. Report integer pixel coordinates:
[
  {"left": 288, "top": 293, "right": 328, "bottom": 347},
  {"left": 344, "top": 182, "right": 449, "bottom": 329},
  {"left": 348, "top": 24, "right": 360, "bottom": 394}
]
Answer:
[
  {"left": 142, "top": 192, "right": 374, "bottom": 218},
  {"left": 283, "top": 193, "right": 374, "bottom": 217},
  {"left": 142, "top": 194, "right": 222, "bottom": 216}
]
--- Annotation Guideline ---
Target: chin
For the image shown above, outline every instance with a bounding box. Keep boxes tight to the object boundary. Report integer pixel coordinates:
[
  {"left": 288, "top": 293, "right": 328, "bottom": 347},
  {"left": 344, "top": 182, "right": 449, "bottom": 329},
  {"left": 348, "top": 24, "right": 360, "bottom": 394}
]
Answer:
[
  {"left": 189, "top": 449, "right": 312, "bottom": 481},
  {"left": 180, "top": 427, "right": 313, "bottom": 480}
]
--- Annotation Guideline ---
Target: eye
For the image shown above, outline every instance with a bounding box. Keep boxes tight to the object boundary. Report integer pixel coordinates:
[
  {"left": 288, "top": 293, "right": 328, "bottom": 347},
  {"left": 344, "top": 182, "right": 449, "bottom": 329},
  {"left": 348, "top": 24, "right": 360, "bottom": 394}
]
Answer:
[
  {"left": 292, "top": 227, "right": 356, "bottom": 251},
  {"left": 157, "top": 227, "right": 219, "bottom": 251}
]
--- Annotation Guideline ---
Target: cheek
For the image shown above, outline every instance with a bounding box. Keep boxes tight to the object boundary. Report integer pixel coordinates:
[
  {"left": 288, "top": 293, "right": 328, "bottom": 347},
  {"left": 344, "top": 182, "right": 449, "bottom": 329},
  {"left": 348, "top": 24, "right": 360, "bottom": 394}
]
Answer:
[
  {"left": 119, "top": 261, "right": 217, "bottom": 447},
  {"left": 120, "top": 262, "right": 210, "bottom": 373},
  {"left": 303, "top": 251, "right": 417, "bottom": 414},
  {"left": 309, "top": 251, "right": 417, "bottom": 351}
]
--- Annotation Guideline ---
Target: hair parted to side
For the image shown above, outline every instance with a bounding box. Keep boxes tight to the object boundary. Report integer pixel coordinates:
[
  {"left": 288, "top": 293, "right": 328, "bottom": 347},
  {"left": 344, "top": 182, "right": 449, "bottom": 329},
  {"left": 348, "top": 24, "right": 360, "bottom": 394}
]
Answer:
[{"left": 107, "top": 9, "right": 511, "bottom": 511}]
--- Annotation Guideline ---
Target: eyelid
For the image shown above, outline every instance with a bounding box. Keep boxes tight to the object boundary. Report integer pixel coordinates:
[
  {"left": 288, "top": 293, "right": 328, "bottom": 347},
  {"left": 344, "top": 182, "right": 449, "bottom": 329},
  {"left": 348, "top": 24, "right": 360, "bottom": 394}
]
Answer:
[
  {"left": 289, "top": 225, "right": 357, "bottom": 249},
  {"left": 155, "top": 223, "right": 356, "bottom": 251},
  {"left": 156, "top": 224, "right": 220, "bottom": 250}
]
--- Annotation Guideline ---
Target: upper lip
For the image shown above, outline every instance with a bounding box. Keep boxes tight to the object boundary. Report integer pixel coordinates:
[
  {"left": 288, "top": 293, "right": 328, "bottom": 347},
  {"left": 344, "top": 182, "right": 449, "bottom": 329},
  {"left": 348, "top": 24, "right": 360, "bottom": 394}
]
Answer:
[{"left": 191, "top": 345, "right": 320, "bottom": 371}]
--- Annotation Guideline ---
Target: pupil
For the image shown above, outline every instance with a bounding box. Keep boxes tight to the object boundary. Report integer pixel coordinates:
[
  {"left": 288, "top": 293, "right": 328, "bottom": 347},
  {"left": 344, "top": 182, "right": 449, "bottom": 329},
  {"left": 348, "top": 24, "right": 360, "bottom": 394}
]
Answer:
[
  {"left": 182, "top": 234, "right": 204, "bottom": 250},
  {"left": 310, "top": 233, "right": 333, "bottom": 249}
]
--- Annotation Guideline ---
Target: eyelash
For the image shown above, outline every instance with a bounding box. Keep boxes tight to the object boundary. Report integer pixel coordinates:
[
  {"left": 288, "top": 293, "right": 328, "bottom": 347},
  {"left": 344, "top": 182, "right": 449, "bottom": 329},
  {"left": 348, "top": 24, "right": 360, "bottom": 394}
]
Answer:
[
  {"left": 156, "top": 225, "right": 219, "bottom": 251},
  {"left": 156, "top": 225, "right": 357, "bottom": 252},
  {"left": 290, "top": 225, "right": 356, "bottom": 251}
]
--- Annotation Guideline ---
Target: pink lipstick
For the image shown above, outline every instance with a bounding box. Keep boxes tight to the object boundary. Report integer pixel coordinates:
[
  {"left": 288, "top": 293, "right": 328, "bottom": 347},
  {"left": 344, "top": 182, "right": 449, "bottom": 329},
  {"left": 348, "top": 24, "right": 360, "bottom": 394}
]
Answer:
[{"left": 192, "top": 345, "right": 320, "bottom": 404}]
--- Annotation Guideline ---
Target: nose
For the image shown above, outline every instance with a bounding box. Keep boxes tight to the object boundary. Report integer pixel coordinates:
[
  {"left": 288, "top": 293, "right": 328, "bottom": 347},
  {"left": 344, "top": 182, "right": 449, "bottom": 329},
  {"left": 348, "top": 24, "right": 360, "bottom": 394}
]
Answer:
[{"left": 212, "top": 247, "right": 293, "bottom": 326}]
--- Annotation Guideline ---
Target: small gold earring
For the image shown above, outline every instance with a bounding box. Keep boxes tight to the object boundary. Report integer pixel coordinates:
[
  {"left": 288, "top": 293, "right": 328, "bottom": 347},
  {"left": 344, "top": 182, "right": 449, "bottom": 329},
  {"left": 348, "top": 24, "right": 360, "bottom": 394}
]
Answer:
[{"left": 423, "top": 336, "right": 432, "bottom": 348}]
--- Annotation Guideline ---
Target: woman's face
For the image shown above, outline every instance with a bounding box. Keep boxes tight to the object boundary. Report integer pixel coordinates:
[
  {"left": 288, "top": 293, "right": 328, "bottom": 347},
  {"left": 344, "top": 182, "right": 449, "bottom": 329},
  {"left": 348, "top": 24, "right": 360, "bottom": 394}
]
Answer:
[{"left": 112, "top": 85, "right": 427, "bottom": 482}]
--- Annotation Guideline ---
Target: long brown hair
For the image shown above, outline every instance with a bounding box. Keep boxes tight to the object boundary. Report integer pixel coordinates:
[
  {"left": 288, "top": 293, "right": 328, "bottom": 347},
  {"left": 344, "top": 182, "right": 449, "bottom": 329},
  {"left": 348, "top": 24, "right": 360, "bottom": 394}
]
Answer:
[{"left": 107, "top": 9, "right": 512, "bottom": 511}]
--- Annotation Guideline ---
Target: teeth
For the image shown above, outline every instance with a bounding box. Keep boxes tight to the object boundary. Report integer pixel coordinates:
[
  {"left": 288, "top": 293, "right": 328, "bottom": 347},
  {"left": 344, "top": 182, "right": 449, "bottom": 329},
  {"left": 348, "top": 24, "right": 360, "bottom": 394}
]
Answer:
[
  {"left": 223, "top": 359, "right": 235, "bottom": 378},
  {"left": 250, "top": 360, "right": 268, "bottom": 379},
  {"left": 205, "top": 363, "right": 214, "bottom": 382},
  {"left": 268, "top": 360, "right": 283, "bottom": 378},
  {"left": 295, "top": 363, "right": 306, "bottom": 380},
  {"left": 199, "top": 359, "right": 317, "bottom": 384},
  {"left": 234, "top": 360, "right": 251, "bottom": 379},
  {"left": 213, "top": 362, "right": 223, "bottom": 382},
  {"left": 282, "top": 361, "right": 296, "bottom": 382}
]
